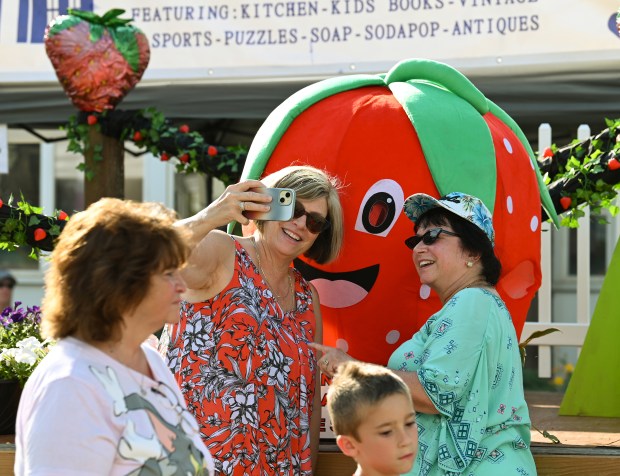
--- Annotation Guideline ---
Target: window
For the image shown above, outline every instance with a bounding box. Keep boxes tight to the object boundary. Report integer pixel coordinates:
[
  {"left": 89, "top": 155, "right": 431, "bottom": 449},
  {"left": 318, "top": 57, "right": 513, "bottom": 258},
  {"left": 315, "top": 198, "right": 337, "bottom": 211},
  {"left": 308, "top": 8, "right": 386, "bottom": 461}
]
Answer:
[
  {"left": 552, "top": 208, "right": 619, "bottom": 290},
  {"left": 567, "top": 213, "right": 612, "bottom": 276},
  {"left": 175, "top": 173, "right": 225, "bottom": 219}
]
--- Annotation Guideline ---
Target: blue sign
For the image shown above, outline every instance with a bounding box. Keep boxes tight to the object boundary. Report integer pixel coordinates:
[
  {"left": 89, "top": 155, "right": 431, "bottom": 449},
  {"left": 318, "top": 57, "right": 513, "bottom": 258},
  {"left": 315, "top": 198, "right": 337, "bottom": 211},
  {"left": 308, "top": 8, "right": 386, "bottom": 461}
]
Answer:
[{"left": 10, "top": 0, "right": 94, "bottom": 43}]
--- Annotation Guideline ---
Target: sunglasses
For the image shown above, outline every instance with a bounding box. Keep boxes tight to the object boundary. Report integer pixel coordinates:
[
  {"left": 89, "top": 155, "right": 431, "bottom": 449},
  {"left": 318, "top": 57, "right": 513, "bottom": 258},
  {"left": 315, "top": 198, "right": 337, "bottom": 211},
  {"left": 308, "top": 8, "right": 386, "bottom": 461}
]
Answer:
[
  {"left": 293, "top": 201, "right": 330, "bottom": 234},
  {"left": 404, "top": 228, "right": 460, "bottom": 250}
]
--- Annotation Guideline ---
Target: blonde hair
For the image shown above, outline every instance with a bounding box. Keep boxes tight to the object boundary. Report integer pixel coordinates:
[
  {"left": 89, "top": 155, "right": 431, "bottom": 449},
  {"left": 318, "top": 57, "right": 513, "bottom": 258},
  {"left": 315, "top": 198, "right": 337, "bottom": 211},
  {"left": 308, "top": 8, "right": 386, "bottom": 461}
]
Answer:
[
  {"left": 255, "top": 165, "right": 344, "bottom": 264},
  {"left": 42, "top": 198, "right": 188, "bottom": 342}
]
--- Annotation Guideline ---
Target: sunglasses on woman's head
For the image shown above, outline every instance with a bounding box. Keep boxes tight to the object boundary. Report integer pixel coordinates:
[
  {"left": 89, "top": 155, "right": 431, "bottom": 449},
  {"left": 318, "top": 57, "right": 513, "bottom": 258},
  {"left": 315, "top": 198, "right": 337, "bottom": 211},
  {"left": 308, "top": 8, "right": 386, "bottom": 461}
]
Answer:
[
  {"left": 404, "top": 228, "right": 460, "bottom": 249},
  {"left": 293, "top": 201, "right": 330, "bottom": 234}
]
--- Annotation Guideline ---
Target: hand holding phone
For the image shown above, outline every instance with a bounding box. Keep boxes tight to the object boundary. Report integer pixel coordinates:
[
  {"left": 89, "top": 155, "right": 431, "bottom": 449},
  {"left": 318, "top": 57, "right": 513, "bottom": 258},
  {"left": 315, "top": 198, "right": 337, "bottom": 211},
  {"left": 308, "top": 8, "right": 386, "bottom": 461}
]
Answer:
[{"left": 243, "top": 188, "right": 296, "bottom": 221}]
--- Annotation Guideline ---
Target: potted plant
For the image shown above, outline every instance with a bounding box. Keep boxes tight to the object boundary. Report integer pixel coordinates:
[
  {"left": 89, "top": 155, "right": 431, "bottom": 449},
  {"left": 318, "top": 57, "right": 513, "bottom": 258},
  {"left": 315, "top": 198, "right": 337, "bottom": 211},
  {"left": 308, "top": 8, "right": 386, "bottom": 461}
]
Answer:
[{"left": 0, "top": 302, "right": 53, "bottom": 434}]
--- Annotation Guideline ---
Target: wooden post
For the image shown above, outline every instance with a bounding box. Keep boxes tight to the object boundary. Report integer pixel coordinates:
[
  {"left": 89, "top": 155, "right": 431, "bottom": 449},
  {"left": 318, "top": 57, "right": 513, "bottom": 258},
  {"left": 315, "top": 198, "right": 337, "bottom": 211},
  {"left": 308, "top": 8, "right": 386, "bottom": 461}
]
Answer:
[{"left": 84, "top": 126, "right": 125, "bottom": 206}]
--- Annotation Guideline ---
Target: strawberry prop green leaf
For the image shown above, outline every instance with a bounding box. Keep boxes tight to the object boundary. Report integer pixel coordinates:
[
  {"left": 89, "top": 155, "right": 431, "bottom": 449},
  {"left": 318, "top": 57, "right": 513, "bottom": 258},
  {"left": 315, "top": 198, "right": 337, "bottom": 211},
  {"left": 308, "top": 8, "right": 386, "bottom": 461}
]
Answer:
[{"left": 44, "top": 9, "right": 150, "bottom": 112}]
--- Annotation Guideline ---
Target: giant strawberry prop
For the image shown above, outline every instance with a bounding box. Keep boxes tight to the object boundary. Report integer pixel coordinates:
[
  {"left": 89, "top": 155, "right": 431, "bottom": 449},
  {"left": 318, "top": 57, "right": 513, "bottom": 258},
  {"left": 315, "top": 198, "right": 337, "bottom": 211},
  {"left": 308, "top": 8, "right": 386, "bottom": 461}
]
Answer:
[
  {"left": 44, "top": 9, "right": 150, "bottom": 112},
  {"left": 237, "top": 58, "right": 559, "bottom": 366}
]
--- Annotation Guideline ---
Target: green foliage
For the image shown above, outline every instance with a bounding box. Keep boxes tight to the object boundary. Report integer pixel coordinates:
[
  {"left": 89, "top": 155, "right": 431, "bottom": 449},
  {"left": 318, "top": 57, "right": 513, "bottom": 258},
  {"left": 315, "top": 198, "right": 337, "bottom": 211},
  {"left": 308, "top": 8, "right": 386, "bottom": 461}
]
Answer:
[
  {"left": 63, "top": 114, "right": 101, "bottom": 181},
  {"left": 542, "top": 118, "right": 620, "bottom": 228},
  {"left": 0, "top": 195, "right": 68, "bottom": 259},
  {"left": 63, "top": 107, "right": 247, "bottom": 186}
]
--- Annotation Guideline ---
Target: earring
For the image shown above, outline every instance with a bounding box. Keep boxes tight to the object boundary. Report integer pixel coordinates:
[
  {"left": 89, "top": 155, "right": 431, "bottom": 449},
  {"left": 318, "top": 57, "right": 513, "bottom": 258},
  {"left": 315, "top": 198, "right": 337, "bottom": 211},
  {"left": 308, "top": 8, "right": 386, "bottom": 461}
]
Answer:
[{"left": 466, "top": 261, "right": 473, "bottom": 268}]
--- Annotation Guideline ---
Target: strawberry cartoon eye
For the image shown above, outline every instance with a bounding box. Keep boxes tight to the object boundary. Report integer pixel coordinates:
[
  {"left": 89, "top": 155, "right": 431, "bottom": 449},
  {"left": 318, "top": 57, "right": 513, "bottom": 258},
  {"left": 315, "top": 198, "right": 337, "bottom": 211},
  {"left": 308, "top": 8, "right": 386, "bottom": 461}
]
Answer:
[{"left": 354, "top": 179, "right": 404, "bottom": 237}]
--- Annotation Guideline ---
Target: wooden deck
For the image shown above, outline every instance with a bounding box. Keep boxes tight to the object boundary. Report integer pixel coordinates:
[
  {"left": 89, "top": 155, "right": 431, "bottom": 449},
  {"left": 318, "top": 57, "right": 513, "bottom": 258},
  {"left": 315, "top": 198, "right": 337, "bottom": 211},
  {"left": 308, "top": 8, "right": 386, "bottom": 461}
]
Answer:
[
  {"left": 2, "top": 392, "right": 619, "bottom": 475},
  {"left": 525, "top": 391, "right": 620, "bottom": 476}
]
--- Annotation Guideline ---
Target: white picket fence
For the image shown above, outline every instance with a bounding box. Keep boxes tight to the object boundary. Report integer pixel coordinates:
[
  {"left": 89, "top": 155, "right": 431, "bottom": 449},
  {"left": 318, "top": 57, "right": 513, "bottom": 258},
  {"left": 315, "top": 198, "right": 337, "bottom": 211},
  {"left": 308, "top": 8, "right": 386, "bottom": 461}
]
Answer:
[{"left": 521, "top": 124, "right": 620, "bottom": 378}]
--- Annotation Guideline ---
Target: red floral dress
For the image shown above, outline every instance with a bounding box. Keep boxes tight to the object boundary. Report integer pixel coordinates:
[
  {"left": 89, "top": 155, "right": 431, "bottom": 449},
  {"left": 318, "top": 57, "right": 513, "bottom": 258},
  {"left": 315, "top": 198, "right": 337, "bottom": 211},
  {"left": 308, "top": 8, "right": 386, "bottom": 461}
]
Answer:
[{"left": 159, "top": 237, "right": 318, "bottom": 476}]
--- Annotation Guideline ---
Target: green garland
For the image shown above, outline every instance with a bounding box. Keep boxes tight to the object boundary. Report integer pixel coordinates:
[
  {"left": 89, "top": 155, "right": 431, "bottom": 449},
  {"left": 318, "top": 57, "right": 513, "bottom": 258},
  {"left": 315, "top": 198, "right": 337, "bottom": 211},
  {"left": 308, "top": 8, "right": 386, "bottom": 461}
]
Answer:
[
  {"left": 540, "top": 118, "right": 620, "bottom": 227},
  {"left": 0, "top": 195, "right": 68, "bottom": 258},
  {"left": 63, "top": 107, "right": 247, "bottom": 185}
]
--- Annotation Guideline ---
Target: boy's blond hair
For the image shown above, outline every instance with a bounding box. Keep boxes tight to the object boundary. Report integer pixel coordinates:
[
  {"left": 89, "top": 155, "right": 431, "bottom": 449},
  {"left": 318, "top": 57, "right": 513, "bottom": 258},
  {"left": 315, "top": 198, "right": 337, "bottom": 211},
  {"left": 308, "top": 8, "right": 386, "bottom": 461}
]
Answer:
[{"left": 327, "top": 361, "right": 412, "bottom": 440}]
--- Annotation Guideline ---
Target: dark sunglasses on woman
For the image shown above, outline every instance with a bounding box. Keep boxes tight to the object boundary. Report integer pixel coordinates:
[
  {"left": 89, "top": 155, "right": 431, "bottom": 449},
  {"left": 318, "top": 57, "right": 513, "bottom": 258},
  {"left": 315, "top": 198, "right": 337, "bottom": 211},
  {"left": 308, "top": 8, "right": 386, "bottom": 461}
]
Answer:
[
  {"left": 404, "top": 228, "right": 460, "bottom": 249},
  {"left": 293, "top": 202, "right": 330, "bottom": 234}
]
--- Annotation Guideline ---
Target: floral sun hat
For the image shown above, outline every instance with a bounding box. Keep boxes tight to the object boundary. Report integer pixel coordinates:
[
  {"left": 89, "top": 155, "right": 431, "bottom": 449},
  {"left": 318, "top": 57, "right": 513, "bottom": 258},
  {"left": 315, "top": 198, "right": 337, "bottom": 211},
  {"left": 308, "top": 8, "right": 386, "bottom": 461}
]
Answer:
[{"left": 403, "top": 192, "right": 495, "bottom": 246}]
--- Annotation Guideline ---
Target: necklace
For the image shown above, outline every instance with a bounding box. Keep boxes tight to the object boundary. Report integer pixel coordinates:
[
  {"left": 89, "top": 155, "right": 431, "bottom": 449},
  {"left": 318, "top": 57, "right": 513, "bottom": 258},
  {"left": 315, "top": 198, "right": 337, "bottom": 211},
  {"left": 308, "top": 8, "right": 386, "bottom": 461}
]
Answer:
[{"left": 251, "top": 237, "right": 294, "bottom": 303}]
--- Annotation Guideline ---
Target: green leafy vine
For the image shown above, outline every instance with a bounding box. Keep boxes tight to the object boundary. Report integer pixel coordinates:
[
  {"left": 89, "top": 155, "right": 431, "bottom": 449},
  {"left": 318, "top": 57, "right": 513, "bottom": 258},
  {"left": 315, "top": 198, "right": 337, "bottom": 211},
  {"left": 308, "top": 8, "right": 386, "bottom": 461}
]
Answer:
[
  {"left": 540, "top": 118, "right": 620, "bottom": 227},
  {"left": 63, "top": 108, "right": 247, "bottom": 186},
  {"left": 0, "top": 195, "right": 69, "bottom": 258}
]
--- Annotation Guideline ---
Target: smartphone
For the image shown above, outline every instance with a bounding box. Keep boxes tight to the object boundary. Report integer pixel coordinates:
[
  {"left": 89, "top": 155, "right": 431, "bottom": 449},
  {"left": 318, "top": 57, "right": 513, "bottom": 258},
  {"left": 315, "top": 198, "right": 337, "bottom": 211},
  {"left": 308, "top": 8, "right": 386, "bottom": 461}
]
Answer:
[{"left": 244, "top": 187, "right": 296, "bottom": 221}]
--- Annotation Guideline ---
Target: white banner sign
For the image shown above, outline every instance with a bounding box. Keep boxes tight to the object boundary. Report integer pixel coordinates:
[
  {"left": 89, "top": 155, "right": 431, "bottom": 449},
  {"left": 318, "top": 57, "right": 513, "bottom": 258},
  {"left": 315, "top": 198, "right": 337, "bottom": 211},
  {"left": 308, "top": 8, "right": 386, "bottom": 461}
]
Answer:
[
  {"left": 0, "top": 1, "right": 619, "bottom": 81},
  {"left": 0, "top": 125, "right": 8, "bottom": 174}
]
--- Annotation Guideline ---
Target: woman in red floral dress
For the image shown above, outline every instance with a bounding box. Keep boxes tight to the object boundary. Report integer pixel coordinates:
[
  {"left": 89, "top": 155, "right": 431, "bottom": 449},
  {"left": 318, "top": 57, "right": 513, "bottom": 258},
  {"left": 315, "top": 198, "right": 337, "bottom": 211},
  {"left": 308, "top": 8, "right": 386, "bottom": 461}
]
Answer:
[{"left": 160, "top": 166, "right": 344, "bottom": 475}]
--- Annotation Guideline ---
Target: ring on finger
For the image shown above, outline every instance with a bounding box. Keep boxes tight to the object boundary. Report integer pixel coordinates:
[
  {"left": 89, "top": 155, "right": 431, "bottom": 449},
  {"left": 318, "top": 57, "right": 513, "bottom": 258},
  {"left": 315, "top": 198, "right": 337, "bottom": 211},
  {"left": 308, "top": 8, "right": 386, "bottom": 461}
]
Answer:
[{"left": 240, "top": 201, "right": 245, "bottom": 212}]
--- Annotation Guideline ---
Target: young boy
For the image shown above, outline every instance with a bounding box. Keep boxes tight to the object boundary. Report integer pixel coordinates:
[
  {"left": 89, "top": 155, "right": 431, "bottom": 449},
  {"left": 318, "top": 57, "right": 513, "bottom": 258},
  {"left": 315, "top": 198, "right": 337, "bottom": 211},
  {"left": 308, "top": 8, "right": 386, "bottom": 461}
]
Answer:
[{"left": 326, "top": 361, "right": 418, "bottom": 476}]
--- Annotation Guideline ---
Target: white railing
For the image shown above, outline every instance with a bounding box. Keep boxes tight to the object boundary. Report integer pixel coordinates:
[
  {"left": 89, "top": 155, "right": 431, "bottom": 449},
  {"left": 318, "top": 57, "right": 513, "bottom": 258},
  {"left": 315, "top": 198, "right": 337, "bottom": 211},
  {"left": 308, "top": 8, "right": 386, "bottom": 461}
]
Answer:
[{"left": 522, "top": 124, "right": 595, "bottom": 378}]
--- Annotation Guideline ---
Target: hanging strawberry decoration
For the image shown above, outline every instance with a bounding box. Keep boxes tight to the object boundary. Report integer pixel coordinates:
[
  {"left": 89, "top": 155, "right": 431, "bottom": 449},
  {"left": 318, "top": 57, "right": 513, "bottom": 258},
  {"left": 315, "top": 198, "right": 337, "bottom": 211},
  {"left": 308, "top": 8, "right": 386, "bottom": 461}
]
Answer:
[
  {"left": 560, "top": 196, "right": 572, "bottom": 210},
  {"left": 33, "top": 228, "right": 47, "bottom": 242},
  {"left": 608, "top": 157, "right": 620, "bottom": 171},
  {"left": 44, "top": 9, "right": 150, "bottom": 112}
]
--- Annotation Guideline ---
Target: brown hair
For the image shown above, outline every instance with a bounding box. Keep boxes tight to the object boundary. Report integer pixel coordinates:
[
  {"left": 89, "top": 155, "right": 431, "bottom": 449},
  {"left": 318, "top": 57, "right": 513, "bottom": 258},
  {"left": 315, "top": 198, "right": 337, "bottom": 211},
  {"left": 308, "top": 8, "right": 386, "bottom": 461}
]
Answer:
[
  {"left": 327, "top": 361, "right": 412, "bottom": 440},
  {"left": 41, "top": 198, "right": 188, "bottom": 342},
  {"left": 255, "top": 165, "right": 344, "bottom": 264}
]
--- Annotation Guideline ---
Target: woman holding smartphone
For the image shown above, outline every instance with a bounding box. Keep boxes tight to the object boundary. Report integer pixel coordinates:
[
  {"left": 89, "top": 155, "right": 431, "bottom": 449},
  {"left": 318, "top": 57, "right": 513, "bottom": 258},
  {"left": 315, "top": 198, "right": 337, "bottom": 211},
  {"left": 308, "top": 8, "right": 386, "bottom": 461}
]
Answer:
[{"left": 159, "top": 165, "right": 344, "bottom": 475}]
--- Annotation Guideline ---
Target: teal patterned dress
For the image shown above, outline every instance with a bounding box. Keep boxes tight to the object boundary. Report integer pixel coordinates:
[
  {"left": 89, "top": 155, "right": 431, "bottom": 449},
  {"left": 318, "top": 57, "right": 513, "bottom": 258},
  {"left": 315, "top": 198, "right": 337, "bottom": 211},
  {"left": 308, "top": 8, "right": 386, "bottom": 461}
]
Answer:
[{"left": 388, "top": 288, "right": 537, "bottom": 476}]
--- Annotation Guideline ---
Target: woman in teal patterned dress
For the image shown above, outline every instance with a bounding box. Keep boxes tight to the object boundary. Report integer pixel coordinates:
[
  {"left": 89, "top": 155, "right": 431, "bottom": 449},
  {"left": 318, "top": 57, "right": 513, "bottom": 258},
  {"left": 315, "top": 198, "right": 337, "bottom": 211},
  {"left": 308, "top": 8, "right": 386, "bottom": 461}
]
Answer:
[{"left": 312, "top": 192, "right": 537, "bottom": 476}]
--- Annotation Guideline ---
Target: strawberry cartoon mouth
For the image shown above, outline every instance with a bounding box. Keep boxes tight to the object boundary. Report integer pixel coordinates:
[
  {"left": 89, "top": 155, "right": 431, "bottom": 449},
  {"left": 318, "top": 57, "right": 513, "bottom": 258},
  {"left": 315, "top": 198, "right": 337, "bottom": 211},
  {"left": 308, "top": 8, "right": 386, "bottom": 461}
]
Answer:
[{"left": 293, "top": 259, "right": 379, "bottom": 309}]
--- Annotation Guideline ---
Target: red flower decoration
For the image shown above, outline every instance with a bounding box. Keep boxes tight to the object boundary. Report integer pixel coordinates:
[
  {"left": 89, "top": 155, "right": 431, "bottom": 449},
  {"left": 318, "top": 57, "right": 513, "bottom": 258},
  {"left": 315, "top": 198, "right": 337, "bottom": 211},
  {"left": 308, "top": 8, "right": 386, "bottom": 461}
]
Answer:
[
  {"left": 179, "top": 124, "right": 190, "bottom": 134},
  {"left": 607, "top": 158, "right": 620, "bottom": 171},
  {"left": 542, "top": 147, "right": 554, "bottom": 158},
  {"left": 160, "top": 152, "right": 170, "bottom": 162},
  {"left": 179, "top": 153, "right": 189, "bottom": 163},
  {"left": 207, "top": 145, "right": 218, "bottom": 157},
  {"left": 87, "top": 115, "right": 98, "bottom": 126},
  {"left": 133, "top": 131, "right": 143, "bottom": 142}
]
